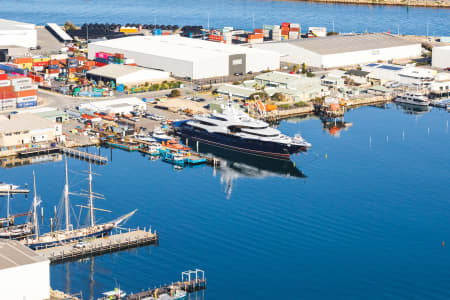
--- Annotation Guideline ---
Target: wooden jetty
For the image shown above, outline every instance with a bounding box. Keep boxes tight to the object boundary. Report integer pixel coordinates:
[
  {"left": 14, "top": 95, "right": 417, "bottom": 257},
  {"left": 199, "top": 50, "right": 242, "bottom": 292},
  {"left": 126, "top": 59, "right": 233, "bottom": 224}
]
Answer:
[
  {"left": 58, "top": 146, "right": 108, "bottom": 164},
  {"left": 0, "top": 188, "right": 29, "bottom": 196},
  {"left": 127, "top": 269, "right": 206, "bottom": 300},
  {"left": 17, "top": 146, "right": 108, "bottom": 164},
  {"left": 36, "top": 228, "right": 158, "bottom": 264}
]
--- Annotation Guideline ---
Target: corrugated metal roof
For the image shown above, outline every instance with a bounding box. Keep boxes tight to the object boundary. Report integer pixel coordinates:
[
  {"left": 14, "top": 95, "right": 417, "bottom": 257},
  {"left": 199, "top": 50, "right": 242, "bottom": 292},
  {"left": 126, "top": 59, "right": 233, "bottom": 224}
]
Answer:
[
  {"left": 89, "top": 35, "right": 277, "bottom": 62},
  {"left": 285, "top": 33, "right": 419, "bottom": 55},
  {"left": 0, "top": 239, "right": 48, "bottom": 270},
  {"left": 87, "top": 64, "right": 169, "bottom": 79},
  {"left": 0, "top": 114, "right": 55, "bottom": 134}
]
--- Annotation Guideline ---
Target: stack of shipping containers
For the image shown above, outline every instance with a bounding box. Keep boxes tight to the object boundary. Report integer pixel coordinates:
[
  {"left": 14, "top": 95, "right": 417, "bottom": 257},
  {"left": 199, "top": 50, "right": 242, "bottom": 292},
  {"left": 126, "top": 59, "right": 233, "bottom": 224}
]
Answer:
[
  {"left": 289, "top": 23, "right": 301, "bottom": 40},
  {"left": 94, "top": 52, "right": 135, "bottom": 67},
  {"left": 0, "top": 65, "right": 38, "bottom": 110}
]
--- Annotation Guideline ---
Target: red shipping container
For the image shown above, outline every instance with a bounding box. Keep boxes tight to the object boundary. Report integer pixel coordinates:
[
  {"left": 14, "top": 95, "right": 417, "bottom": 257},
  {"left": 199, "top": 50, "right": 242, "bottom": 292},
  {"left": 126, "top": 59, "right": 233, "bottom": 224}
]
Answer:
[
  {"left": 289, "top": 27, "right": 300, "bottom": 32},
  {"left": 95, "top": 61, "right": 107, "bottom": 67},
  {"left": 254, "top": 29, "right": 263, "bottom": 33},
  {"left": 34, "top": 76, "right": 44, "bottom": 82},
  {"left": 0, "top": 74, "right": 8, "bottom": 80},
  {"left": 16, "top": 89, "right": 37, "bottom": 97},
  {"left": 33, "top": 61, "right": 49, "bottom": 67},
  {"left": 282, "top": 22, "right": 291, "bottom": 27}
]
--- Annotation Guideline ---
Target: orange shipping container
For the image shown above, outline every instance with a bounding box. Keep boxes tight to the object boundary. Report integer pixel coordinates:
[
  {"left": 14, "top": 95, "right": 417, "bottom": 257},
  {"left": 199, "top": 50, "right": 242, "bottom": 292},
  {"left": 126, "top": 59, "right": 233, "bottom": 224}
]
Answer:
[
  {"left": 14, "top": 57, "right": 33, "bottom": 64},
  {"left": 16, "top": 89, "right": 37, "bottom": 98},
  {"left": 0, "top": 86, "right": 14, "bottom": 93},
  {"left": 254, "top": 29, "right": 263, "bottom": 33}
]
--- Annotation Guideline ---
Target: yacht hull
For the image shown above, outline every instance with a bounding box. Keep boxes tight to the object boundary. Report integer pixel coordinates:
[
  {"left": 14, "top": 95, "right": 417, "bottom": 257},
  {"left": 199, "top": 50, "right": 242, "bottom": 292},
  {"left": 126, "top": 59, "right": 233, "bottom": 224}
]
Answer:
[
  {"left": 26, "top": 227, "right": 113, "bottom": 250},
  {"left": 175, "top": 125, "right": 306, "bottom": 160}
]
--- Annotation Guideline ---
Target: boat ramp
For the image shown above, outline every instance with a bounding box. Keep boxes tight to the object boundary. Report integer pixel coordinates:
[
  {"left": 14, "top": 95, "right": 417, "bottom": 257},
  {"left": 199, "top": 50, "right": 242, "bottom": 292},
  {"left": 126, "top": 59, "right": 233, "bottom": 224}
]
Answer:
[{"left": 36, "top": 227, "right": 158, "bottom": 264}]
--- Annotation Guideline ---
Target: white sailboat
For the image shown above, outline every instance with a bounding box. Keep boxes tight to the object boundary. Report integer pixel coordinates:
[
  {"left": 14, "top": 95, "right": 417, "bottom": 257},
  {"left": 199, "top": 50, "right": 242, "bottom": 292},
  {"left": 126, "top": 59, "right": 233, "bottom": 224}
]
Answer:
[{"left": 22, "top": 158, "right": 136, "bottom": 250}]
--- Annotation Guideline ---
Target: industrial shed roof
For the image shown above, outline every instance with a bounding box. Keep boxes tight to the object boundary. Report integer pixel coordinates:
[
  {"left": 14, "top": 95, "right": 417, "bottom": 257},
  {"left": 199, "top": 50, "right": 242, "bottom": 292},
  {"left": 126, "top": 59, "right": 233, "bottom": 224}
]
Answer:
[
  {"left": 0, "top": 114, "right": 55, "bottom": 135},
  {"left": 0, "top": 18, "right": 35, "bottom": 30},
  {"left": 87, "top": 64, "right": 170, "bottom": 80},
  {"left": 0, "top": 239, "right": 48, "bottom": 270},
  {"left": 89, "top": 35, "right": 277, "bottom": 63},
  {"left": 286, "top": 33, "right": 419, "bottom": 55}
]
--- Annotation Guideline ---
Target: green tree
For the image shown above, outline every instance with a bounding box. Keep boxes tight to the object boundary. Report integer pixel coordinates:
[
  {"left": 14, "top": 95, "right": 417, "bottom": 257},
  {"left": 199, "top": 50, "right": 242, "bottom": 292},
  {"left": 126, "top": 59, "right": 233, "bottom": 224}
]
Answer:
[
  {"left": 271, "top": 92, "right": 286, "bottom": 102},
  {"left": 64, "top": 21, "right": 77, "bottom": 31},
  {"left": 169, "top": 89, "right": 181, "bottom": 97},
  {"left": 301, "top": 63, "right": 307, "bottom": 74},
  {"left": 249, "top": 91, "right": 269, "bottom": 101},
  {"left": 151, "top": 83, "right": 160, "bottom": 91}
]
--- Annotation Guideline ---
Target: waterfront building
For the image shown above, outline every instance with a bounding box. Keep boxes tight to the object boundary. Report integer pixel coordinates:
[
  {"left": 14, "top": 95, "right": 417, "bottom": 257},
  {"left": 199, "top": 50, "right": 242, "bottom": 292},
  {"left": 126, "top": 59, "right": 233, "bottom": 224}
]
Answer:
[
  {"left": 432, "top": 46, "right": 450, "bottom": 69},
  {"left": 0, "top": 113, "right": 61, "bottom": 149},
  {"left": 217, "top": 71, "right": 324, "bottom": 101},
  {"left": 362, "top": 63, "right": 436, "bottom": 86},
  {"left": 0, "top": 239, "right": 50, "bottom": 300},
  {"left": 78, "top": 97, "right": 146, "bottom": 115},
  {"left": 251, "top": 33, "right": 421, "bottom": 68},
  {"left": 87, "top": 64, "right": 172, "bottom": 86},
  {"left": 88, "top": 35, "right": 280, "bottom": 79}
]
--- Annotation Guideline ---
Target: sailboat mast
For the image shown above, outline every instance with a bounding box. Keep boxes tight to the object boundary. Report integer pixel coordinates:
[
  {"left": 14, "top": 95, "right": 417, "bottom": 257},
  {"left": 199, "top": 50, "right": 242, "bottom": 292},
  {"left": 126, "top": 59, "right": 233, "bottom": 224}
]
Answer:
[
  {"left": 89, "top": 162, "right": 94, "bottom": 227},
  {"left": 64, "top": 156, "right": 70, "bottom": 231},
  {"left": 33, "top": 171, "right": 39, "bottom": 238},
  {"left": 6, "top": 190, "right": 10, "bottom": 219}
]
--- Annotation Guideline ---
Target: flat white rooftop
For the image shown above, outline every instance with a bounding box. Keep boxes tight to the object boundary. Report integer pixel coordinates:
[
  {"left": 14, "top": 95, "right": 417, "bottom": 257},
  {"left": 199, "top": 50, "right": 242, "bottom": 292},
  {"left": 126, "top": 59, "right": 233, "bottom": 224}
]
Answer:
[
  {"left": 0, "top": 18, "right": 35, "bottom": 31},
  {"left": 89, "top": 35, "right": 276, "bottom": 62}
]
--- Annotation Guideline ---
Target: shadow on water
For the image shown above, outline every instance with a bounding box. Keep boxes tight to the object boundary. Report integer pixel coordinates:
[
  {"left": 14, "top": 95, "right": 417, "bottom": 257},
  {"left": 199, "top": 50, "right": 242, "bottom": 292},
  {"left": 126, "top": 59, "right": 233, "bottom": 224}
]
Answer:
[
  {"left": 185, "top": 139, "right": 306, "bottom": 178},
  {"left": 394, "top": 102, "right": 431, "bottom": 115}
]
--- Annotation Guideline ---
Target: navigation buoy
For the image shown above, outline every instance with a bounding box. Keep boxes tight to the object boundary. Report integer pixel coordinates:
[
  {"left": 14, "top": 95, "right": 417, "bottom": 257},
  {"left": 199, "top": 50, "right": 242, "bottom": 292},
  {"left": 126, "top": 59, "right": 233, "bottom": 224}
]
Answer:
[
  {"left": 443, "top": 241, "right": 445, "bottom": 247},
  {"left": 325, "top": 153, "right": 327, "bottom": 159}
]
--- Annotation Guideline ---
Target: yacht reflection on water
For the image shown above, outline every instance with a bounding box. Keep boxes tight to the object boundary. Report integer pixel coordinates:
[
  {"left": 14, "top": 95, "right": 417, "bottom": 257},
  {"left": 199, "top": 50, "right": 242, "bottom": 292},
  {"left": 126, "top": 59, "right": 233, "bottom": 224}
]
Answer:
[
  {"left": 394, "top": 102, "right": 431, "bottom": 115},
  {"left": 186, "top": 140, "right": 306, "bottom": 198}
]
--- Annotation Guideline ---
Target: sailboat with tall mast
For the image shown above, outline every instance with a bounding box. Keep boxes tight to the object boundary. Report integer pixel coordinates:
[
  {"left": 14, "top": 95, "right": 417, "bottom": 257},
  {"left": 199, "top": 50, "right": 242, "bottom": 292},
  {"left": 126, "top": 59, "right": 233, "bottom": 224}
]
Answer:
[
  {"left": 22, "top": 159, "right": 136, "bottom": 250},
  {"left": 0, "top": 185, "right": 34, "bottom": 239}
]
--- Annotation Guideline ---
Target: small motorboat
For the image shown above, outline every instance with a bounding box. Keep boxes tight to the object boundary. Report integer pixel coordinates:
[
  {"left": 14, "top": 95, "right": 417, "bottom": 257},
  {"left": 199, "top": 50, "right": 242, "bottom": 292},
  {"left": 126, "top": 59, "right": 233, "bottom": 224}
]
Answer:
[
  {"left": 135, "top": 134, "right": 157, "bottom": 143},
  {"left": 98, "top": 289, "right": 127, "bottom": 300},
  {"left": 164, "top": 140, "right": 191, "bottom": 152},
  {"left": 152, "top": 128, "right": 172, "bottom": 142}
]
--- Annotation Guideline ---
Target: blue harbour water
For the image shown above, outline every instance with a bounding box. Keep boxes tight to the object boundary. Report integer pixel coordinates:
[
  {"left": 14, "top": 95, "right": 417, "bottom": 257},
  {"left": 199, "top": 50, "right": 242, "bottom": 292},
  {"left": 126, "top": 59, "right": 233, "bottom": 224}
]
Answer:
[
  {"left": 0, "top": 0, "right": 449, "bottom": 35},
  {"left": 1, "top": 104, "right": 449, "bottom": 299}
]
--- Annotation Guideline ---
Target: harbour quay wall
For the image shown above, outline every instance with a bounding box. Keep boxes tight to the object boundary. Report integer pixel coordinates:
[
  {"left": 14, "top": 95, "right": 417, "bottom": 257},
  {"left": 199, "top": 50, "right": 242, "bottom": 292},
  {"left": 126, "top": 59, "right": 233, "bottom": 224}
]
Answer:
[{"left": 290, "top": 0, "right": 450, "bottom": 7}]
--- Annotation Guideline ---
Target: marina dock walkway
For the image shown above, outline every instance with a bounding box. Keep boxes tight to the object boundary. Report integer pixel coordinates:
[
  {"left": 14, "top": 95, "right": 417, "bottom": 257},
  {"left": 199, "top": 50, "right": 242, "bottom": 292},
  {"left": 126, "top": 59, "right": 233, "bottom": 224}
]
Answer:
[
  {"left": 17, "top": 146, "right": 108, "bottom": 164},
  {"left": 36, "top": 228, "right": 158, "bottom": 263}
]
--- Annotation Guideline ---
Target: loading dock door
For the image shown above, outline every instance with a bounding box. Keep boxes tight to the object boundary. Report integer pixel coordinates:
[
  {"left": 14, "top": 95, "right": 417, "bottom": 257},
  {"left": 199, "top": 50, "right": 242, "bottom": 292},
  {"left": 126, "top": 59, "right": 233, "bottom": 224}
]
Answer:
[{"left": 229, "top": 54, "right": 246, "bottom": 75}]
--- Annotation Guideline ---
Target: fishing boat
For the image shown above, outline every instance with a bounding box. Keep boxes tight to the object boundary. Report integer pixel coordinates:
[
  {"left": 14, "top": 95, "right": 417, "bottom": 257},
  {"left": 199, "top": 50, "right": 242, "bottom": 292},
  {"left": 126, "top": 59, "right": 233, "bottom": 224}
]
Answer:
[
  {"left": 21, "top": 158, "right": 136, "bottom": 250},
  {"left": 152, "top": 128, "right": 172, "bottom": 142}
]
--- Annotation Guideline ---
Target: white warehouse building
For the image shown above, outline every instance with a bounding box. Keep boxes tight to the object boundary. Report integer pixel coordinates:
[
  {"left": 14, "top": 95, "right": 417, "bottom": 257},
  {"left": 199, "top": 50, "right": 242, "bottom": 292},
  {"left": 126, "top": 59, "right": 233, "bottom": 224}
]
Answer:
[
  {"left": 0, "top": 18, "right": 37, "bottom": 48},
  {"left": 88, "top": 35, "right": 280, "bottom": 79},
  {"left": 432, "top": 46, "right": 450, "bottom": 69},
  {"left": 252, "top": 33, "right": 422, "bottom": 69},
  {"left": 0, "top": 239, "right": 50, "bottom": 300}
]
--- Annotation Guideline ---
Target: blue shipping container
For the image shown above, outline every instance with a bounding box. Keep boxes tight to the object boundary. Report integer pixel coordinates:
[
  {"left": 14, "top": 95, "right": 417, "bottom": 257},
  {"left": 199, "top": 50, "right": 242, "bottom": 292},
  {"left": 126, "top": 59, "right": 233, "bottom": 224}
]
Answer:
[
  {"left": 17, "top": 101, "right": 37, "bottom": 108},
  {"left": 48, "top": 64, "right": 59, "bottom": 69}
]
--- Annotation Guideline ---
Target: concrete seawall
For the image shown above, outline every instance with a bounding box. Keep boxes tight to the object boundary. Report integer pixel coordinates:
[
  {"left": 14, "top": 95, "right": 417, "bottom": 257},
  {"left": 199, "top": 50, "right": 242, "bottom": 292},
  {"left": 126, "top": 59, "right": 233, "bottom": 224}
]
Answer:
[{"left": 288, "top": 0, "right": 450, "bottom": 8}]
